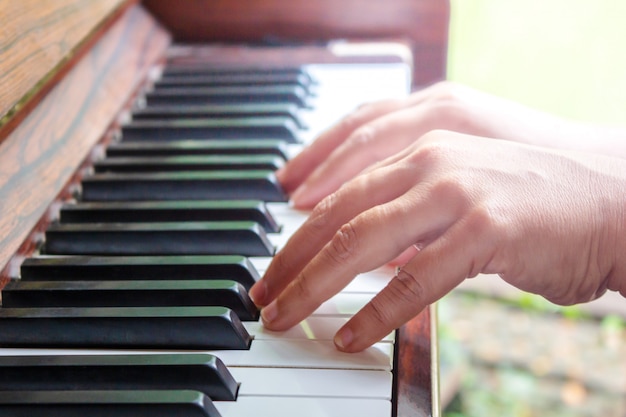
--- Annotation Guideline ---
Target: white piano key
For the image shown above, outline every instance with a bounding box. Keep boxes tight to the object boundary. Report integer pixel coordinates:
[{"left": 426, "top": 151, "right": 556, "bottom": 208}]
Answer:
[
  {"left": 249, "top": 257, "right": 392, "bottom": 294},
  {"left": 313, "top": 293, "right": 373, "bottom": 316},
  {"left": 244, "top": 316, "right": 394, "bottom": 343},
  {"left": 209, "top": 339, "right": 393, "bottom": 371},
  {"left": 230, "top": 367, "right": 392, "bottom": 399},
  {"left": 0, "top": 339, "right": 393, "bottom": 371},
  {"left": 215, "top": 397, "right": 391, "bottom": 417}
]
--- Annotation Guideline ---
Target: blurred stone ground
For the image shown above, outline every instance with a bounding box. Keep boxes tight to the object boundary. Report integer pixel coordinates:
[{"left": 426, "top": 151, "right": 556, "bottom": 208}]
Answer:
[{"left": 439, "top": 277, "right": 626, "bottom": 417}]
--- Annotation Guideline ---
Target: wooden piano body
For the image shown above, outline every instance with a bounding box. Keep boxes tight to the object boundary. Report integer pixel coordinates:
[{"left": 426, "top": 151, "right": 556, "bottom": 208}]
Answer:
[{"left": 0, "top": 1, "right": 449, "bottom": 415}]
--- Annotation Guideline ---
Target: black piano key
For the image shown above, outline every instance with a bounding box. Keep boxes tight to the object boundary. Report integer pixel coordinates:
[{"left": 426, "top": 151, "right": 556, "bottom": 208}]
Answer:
[
  {"left": 80, "top": 171, "right": 288, "bottom": 202},
  {"left": 0, "top": 390, "right": 220, "bottom": 417},
  {"left": 0, "top": 306, "right": 251, "bottom": 349},
  {"left": 3, "top": 279, "right": 259, "bottom": 321},
  {"left": 93, "top": 155, "right": 284, "bottom": 173},
  {"left": 44, "top": 221, "right": 274, "bottom": 257},
  {"left": 162, "top": 65, "right": 313, "bottom": 83},
  {"left": 131, "top": 103, "right": 306, "bottom": 129},
  {"left": 0, "top": 353, "right": 238, "bottom": 401},
  {"left": 106, "top": 139, "right": 289, "bottom": 160},
  {"left": 144, "top": 85, "right": 310, "bottom": 107},
  {"left": 156, "top": 72, "right": 312, "bottom": 90},
  {"left": 19, "top": 255, "right": 260, "bottom": 290},
  {"left": 59, "top": 200, "right": 281, "bottom": 233},
  {"left": 121, "top": 117, "right": 300, "bottom": 142}
]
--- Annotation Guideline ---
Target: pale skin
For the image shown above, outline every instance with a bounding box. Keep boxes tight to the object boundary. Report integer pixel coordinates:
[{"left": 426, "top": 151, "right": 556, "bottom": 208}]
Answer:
[{"left": 249, "top": 81, "right": 626, "bottom": 353}]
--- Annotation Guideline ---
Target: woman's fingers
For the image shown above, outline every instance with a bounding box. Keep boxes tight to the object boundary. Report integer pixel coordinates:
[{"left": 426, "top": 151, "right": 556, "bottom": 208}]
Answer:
[
  {"left": 257, "top": 173, "right": 465, "bottom": 331},
  {"left": 277, "top": 98, "right": 409, "bottom": 194},
  {"left": 290, "top": 106, "right": 440, "bottom": 208},
  {"left": 334, "top": 214, "right": 496, "bottom": 352},
  {"left": 249, "top": 161, "right": 419, "bottom": 307}
]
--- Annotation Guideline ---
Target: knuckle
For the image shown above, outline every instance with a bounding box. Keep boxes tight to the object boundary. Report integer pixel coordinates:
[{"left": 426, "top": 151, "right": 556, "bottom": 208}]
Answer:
[
  {"left": 345, "top": 124, "right": 377, "bottom": 148},
  {"left": 405, "top": 135, "right": 450, "bottom": 170},
  {"left": 367, "top": 294, "right": 397, "bottom": 328},
  {"left": 325, "top": 222, "right": 360, "bottom": 266},
  {"left": 422, "top": 82, "right": 473, "bottom": 130},
  {"left": 393, "top": 269, "right": 428, "bottom": 305},
  {"left": 290, "top": 271, "right": 314, "bottom": 300},
  {"left": 338, "top": 110, "right": 365, "bottom": 135},
  {"left": 308, "top": 193, "right": 337, "bottom": 230},
  {"left": 272, "top": 250, "right": 293, "bottom": 275},
  {"left": 428, "top": 81, "right": 463, "bottom": 104},
  {"left": 366, "top": 270, "right": 426, "bottom": 329}
]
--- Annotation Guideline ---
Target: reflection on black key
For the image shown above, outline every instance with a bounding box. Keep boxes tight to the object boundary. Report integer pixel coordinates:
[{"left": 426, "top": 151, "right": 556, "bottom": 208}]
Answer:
[
  {"left": 20, "top": 255, "right": 260, "bottom": 290},
  {"left": 106, "top": 139, "right": 289, "bottom": 160},
  {"left": 3, "top": 280, "right": 259, "bottom": 321},
  {"left": 145, "top": 85, "right": 309, "bottom": 107},
  {"left": 132, "top": 103, "right": 306, "bottom": 128},
  {"left": 81, "top": 171, "right": 287, "bottom": 202},
  {"left": 0, "top": 390, "right": 220, "bottom": 417},
  {"left": 44, "top": 221, "right": 274, "bottom": 257},
  {"left": 0, "top": 306, "right": 251, "bottom": 349},
  {"left": 0, "top": 353, "right": 238, "bottom": 401},
  {"left": 121, "top": 117, "right": 300, "bottom": 142},
  {"left": 93, "top": 155, "right": 283, "bottom": 173},
  {"left": 157, "top": 72, "right": 312, "bottom": 90},
  {"left": 162, "top": 66, "right": 312, "bottom": 82},
  {"left": 59, "top": 200, "right": 281, "bottom": 233}
]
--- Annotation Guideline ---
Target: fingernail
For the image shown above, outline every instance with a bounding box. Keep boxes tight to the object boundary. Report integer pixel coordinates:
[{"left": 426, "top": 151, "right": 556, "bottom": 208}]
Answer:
[
  {"left": 290, "top": 183, "right": 308, "bottom": 205},
  {"left": 248, "top": 280, "right": 267, "bottom": 306},
  {"left": 261, "top": 300, "right": 279, "bottom": 324},
  {"left": 275, "top": 167, "right": 286, "bottom": 183},
  {"left": 334, "top": 327, "right": 353, "bottom": 350}
]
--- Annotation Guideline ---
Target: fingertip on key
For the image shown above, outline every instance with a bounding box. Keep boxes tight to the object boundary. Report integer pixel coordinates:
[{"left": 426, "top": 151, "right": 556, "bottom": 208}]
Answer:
[
  {"left": 289, "top": 184, "right": 308, "bottom": 206},
  {"left": 260, "top": 300, "right": 279, "bottom": 325},
  {"left": 334, "top": 326, "right": 353, "bottom": 351},
  {"left": 274, "top": 166, "right": 287, "bottom": 183},
  {"left": 249, "top": 280, "right": 267, "bottom": 307}
]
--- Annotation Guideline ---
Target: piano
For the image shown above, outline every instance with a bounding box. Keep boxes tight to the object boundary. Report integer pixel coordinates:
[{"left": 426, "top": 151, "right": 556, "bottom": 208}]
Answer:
[{"left": 0, "top": 1, "right": 449, "bottom": 416}]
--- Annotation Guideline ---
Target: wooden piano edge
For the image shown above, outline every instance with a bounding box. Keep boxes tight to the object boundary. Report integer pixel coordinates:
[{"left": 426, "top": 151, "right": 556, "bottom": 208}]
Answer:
[
  {"left": 0, "top": 0, "right": 138, "bottom": 145},
  {"left": 0, "top": 3, "right": 441, "bottom": 416},
  {"left": 395, "top": 304, "right": 440, "bottom": 417},
  {"left": 0, "top": 4, "right": 171, "bottom": 284}
]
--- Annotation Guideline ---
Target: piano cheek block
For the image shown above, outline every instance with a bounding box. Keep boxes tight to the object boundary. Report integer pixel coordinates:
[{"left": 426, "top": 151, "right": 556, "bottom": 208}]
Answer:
[{"left": 0, "top": 307, "right": 252, "bottom": 350}]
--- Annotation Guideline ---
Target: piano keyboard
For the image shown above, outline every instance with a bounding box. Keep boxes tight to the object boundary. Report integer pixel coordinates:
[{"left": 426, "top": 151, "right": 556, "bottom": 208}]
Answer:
[{"left": 0, "top": 48, "right": 413, "bottom": 416}]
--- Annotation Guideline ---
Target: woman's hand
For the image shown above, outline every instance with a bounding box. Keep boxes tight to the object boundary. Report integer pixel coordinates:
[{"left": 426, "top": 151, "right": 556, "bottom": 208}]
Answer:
[
  {"left": 280, "top": 82, "right": 626, "bottom": 209},
  {"left": 250, "top": 130, "right": 626, "bottom": 352}
]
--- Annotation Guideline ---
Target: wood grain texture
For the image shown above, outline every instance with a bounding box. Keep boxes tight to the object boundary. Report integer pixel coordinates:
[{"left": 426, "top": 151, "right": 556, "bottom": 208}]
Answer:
[
  {"left": 396, "top": 306, "right": 439, "bottom": 417},
  {"left": 0, "top": 4, "right": 170, "bottom": 280},
  {"left": 0, "top": 0, "right": 131, "bottom": 133},
  {"left": 143, "top": 0, "right": 449, "bottom": 87}
]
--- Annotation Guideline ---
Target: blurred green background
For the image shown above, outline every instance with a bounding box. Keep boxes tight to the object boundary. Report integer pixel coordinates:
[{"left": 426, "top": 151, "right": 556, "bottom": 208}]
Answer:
[
  {"left": 440, "top": 2, "right": 626, "bottom": 416},
  {"left": 448, "top": 0, "right": 626, "bottom": 125}
]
